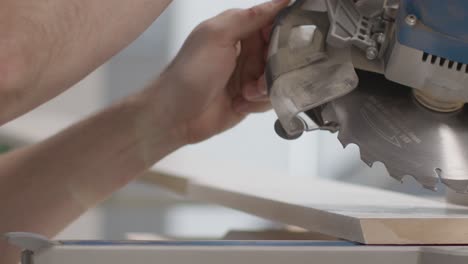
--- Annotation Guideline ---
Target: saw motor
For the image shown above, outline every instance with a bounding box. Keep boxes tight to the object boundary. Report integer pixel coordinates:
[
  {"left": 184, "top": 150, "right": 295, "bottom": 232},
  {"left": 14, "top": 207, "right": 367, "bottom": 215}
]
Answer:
[{"left": 267, "top": 0, "right": 468, "bottom": 193}]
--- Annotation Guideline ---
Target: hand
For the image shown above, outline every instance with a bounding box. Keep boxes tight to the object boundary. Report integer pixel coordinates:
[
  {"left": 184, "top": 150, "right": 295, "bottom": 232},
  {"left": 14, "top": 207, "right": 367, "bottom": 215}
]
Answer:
[{"left": 153, "top": 0, "right": 290, "bottom": 144}]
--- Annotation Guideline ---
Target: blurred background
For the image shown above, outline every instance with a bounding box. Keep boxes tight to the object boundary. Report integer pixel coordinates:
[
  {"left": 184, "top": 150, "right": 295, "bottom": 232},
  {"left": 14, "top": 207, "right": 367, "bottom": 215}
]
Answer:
[{"left": 0, "top": 0, "right": 444, "bottom": 241}]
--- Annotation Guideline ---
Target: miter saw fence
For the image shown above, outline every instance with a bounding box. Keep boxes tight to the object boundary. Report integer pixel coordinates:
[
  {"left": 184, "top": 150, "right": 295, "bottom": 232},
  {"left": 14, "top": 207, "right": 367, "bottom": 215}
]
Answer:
[{"left": 267, "top": 0, "right": 468, "bottom": 193}]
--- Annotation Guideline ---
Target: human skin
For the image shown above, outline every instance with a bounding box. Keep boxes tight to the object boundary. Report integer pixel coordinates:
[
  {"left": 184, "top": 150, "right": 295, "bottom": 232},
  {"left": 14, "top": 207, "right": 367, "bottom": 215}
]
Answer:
[
  {"left": 0, "top": 1, "right": 290, "bottom": 263},
  {"left": 0, "top": 0, "right": 174, "bottom": 124}
]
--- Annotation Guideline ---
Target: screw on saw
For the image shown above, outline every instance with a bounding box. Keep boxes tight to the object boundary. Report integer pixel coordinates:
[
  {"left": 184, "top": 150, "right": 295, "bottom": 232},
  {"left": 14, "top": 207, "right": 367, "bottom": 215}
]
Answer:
[
  {"left": 365, "top": 38, "right": 379, "bottom": 61},
  {"left": 366, "top": 46, "right": 378, "bottom": 60},
  {"left": 376, "top": 33, "right": 386, "bottom": 44},
  {"left": 405, "top": 14, "right": 417, "bottom": 26}
]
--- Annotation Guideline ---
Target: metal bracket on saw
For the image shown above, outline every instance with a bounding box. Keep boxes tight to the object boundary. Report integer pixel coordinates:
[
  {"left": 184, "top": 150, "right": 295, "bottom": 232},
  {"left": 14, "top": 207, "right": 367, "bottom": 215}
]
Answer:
[
  {"left": 267, "top": 0, "right": 359, "bottom": 139},
  {"left": 326, "top": 0, "right": 376, "bottom": 50},
  {"left": 268, "top": 0, "right": 394, "bottom": 140}
]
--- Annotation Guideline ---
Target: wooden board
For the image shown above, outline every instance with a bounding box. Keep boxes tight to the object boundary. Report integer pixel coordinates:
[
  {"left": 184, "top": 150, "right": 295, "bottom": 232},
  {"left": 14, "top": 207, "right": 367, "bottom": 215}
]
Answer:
[
  {"left": 141, "top": 171, "right": 468, "bottom": 245},
  {"left": 222, "top": 229, "right": 338, "bottom": 241}
]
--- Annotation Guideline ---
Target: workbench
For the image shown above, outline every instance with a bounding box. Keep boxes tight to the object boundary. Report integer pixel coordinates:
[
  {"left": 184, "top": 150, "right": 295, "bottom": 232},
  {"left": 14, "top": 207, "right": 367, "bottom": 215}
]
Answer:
[{"left": 7, "top": 171, "right": 468, "bottom": 264}]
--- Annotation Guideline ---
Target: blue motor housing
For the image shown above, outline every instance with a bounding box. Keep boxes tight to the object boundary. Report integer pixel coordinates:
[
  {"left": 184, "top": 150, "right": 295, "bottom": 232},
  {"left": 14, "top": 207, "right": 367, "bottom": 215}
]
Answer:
[{"left": 397, "top": 0, "right": 468, "bottom": 64}]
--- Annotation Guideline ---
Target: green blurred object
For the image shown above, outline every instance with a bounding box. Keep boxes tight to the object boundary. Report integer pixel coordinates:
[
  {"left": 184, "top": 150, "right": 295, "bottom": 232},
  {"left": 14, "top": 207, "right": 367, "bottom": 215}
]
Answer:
[{"left": 0, "top": 144, "right": 11, "bottom": 154}]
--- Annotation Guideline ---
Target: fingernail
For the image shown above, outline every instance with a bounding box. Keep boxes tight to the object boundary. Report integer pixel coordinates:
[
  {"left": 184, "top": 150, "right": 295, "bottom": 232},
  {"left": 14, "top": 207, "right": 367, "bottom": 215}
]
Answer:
[
  {"left": 244, "top": 84, "right": 260, "bottom": 100},
  {"left": 260, "top": 84, "right": 268, "bottom": 95},
  {"left": 245, "top": 91, "right": 264, "bottom": 101}
]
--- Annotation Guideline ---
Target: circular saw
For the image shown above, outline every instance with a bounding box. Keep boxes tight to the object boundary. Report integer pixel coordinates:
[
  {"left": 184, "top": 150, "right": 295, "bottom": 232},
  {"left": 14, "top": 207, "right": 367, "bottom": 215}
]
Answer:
[{"left": 267, "top": 0, "right": 468, "bottom": 193}]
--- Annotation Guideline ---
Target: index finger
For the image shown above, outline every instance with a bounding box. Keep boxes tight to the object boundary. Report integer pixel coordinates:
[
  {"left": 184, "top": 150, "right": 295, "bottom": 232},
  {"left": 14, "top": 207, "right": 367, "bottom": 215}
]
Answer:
[{"left": 217, "top": 0, "right": 290, "bottom": 42}]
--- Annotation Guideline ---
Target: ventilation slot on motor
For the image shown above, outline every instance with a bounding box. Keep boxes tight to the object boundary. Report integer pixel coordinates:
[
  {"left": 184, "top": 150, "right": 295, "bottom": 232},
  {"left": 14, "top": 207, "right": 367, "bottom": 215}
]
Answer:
[{"left": 422, "top": 52, "right": 468, "bottom": 73}]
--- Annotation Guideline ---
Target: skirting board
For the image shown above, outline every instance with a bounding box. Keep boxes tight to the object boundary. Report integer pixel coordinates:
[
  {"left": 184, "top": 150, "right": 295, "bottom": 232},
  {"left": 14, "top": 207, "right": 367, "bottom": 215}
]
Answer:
[{"left": 140, "top": 171, "right": 468, "bottom": 245}]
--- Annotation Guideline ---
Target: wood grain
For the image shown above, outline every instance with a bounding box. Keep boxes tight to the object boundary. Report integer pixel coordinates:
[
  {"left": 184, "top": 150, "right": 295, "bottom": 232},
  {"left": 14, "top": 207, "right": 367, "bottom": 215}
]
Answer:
[{"left": 141, "top": 171, "right": 468, "bottom": 245}]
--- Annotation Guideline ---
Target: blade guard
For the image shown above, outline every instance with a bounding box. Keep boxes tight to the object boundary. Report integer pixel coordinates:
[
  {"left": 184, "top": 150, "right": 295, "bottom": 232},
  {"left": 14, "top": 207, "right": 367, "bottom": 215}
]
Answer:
[{"left": 266, "top": 0, "right": 358, "bottom": 139}]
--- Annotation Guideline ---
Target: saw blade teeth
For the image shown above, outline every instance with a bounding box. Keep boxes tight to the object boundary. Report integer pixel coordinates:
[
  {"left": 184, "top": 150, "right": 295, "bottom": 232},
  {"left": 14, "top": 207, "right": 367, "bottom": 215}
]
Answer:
[
  {"left": 383, "top": 167, "right": 405, "bottom": 183},
  {"left": 353, "top": 143, "right": 378, "bottom": 169},
  {"left": 336, "top": 135, "right": 347, "bottom": 149},
  {"left": 424, "top": 185, "right": 438, "bottom": 192},
  {"left": 337, "top": 130, "right": 379, "bottom": 168},
  {"left": 336, "top": 127, "right": 443, "bottom": 191},
  {"left": 359, "top": 153, "right": 375, "bottom": 168},
  {"left": 440, "top": 178, "right": 468, "bottom": 194},
  {"left": 409, "top": 174, "right": 438, "bottom": 192},
  {"left": 388, "top": 167, "right": 440, "bottom": 192},
  {"left": 415, "top": 174, "right": 440, "bottom": 192},
  {"left": 338, "top": 140, "right": 348, "bottom": 149},
  {"left": 436, "top": 169, "right": 468, "bottom": 193},
  {"left": 336, "top": 130, "right": 445, "bottom": 191},
  {"left": 417, "top": 181, "right": 438, "bottom": 192},
  {"left": 337, "top": 130, "right": 374, "bottom": 168},
  {"left": 336, "top": 130, "right": 354, "bottom": 149},
  {"left": 319, "top": 70, "right": 468, "bottom": 194}
]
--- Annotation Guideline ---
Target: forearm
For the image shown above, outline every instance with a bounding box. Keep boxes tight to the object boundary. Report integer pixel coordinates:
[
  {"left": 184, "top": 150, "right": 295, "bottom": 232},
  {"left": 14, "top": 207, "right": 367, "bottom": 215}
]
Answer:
[
  {"left": 0, "top": 0, "right": 172, "bottom": 124},
  {"left": 0, "top": 80, "right": 184, "bottom": 263}
]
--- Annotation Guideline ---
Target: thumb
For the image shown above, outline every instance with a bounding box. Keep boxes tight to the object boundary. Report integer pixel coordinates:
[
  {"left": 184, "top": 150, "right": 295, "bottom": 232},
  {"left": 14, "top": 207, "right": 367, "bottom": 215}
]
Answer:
[{"left": 218, "top": 0, "right": 290, "bottom": 41}]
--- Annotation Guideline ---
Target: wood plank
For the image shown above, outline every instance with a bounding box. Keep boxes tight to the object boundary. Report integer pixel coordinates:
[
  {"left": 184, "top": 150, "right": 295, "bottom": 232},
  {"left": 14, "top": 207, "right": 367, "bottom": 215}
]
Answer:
[
  {"left": 141, "top": 171, "right": 468, "bottom": 245},
  {"left": 222, "top": 229, "right": 338, "bottom": 241}
]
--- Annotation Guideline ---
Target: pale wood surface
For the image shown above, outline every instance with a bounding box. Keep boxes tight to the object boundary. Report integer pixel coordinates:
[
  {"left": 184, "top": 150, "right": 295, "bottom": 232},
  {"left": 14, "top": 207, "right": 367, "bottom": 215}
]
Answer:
[{"left": 141, "top": 171, "right": 468, "bottom": 245}]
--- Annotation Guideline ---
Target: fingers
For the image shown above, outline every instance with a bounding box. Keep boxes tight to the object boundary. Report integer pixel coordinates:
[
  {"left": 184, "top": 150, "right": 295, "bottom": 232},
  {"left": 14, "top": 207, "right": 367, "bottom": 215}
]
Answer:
[
  {"left": 233, "top": 74, "right": 271, "bottom": 114},
  {"left": 262, "top": 25, "right": 274, "bottom": 43},
  {"left": 234, "top": 99, "right": 272, "bottom": 114},
  {"left": 242, "top": 75, "right": 268, "bottom": 102},
  {"left": 217, "top": 0, "right": 290, "bottom": 42},
  {"left": 214, "top": 1, "right": 287, "bottom": 116},
  {"left": 238, "top": 32, "right": 266, "bottom": 88}
]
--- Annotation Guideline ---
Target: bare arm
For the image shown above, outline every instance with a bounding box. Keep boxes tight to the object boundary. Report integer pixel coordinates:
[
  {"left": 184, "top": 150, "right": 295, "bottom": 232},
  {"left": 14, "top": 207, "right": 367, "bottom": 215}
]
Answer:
[
  {"left": 0, "top": 0, "right": 172, "bottom": 124},
  {"left": 0, "top": 82, "right": 185, "bottom": 263},
  {"left": 0, "top": 1, "right": 289, "bottom": 263}
]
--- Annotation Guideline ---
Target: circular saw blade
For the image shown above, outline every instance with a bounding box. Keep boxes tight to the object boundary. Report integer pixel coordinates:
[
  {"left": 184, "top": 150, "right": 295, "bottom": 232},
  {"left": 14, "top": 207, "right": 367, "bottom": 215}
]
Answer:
[{"left": 322, "top": 70, "right": 468, "bottom": 193}]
